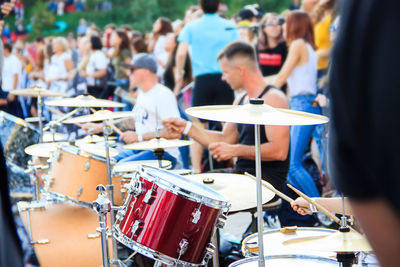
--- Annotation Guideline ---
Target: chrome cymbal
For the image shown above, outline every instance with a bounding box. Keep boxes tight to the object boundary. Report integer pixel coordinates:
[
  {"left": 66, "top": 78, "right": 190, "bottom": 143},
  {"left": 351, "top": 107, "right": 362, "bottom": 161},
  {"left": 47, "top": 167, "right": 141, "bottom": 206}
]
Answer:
[
  {"left": 185, "top": 173, "right": 275, "bottom": 213},
  {"left": 63, "top": 110, "right": 136, "bottom": 124},
  {"left": 282, "top": 230, "right": 372, "bottom": 252},
  {"left": 123, "top": 138, "right": 193, "bottom": 150},
  {"left": 25, "top": 143, "right": 68, "bottom": 158},
  {"left": 45, "top": 95, "right": 125, "bottom": 108},
  {"left": 10, "top": 87, "right": 66, "bottom": 97},
  {"left": 75, "top": 135, "right": 117, "bottom": 146},
  {"left": 186, "top": 103, "right": 329, "bottom": 125}
]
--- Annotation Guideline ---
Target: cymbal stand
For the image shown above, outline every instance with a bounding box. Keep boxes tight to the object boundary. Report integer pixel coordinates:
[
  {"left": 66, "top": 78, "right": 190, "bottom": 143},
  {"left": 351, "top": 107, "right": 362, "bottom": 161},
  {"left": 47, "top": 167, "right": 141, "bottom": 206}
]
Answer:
[
  {"left": 25, "top": 161, "right": 48, "bottom": 201},
  {"left": 336, "top": 194, "right": 356, "bottom": 267},
  {"left": 93, "top": 185, "right": 111, "bottom": 267},
  {"left": 102, "top": 121, "right": 119, "bottom": 265},
  {"left": 250, "top": 98, "right": 265, "bottom": 267},
  {"left": 37, "top": 94, "right": 44, "bottom": 142},
  {"left": 154, "top": 148, "right": 165, "bottom": 169},
  {"left": 43, "top": 107, "right": 83, "bottom": 141}
]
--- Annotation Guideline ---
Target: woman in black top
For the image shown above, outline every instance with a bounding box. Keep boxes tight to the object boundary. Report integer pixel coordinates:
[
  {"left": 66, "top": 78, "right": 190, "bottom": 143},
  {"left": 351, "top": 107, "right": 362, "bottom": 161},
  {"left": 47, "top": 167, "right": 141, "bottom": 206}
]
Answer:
[{"left": 256, "top": 13, "right": 287, "bottom": 79}]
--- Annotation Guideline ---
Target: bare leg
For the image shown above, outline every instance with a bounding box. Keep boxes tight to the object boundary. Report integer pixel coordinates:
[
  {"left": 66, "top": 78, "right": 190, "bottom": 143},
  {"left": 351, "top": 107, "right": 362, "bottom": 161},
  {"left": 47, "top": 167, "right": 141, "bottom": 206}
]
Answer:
[{"left": 350, "top": 198, "right": 400, "bottom": 267}]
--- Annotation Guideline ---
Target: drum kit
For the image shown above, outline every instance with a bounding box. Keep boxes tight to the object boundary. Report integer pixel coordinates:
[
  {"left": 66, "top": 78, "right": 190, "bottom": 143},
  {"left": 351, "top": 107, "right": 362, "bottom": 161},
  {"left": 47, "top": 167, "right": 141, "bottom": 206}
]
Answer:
[{"left": 4, "top": 87, "right": 374, "bottom": 267}]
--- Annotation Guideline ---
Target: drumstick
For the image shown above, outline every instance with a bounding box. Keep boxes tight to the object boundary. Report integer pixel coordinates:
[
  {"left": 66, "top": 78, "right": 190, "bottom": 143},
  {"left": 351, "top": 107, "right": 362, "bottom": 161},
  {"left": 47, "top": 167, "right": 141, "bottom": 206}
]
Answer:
[
  {"left": 47, "top": 107, "right": 83, "bottom": 128},
  {"left": 287, "top": 184, "right": 344, "bottom": 226},
  {"left": 106, "top": 122, "right": 123, "bottom": 135},
  {"left": 245, "top": 173, "right": 313, "bottom": 215}
]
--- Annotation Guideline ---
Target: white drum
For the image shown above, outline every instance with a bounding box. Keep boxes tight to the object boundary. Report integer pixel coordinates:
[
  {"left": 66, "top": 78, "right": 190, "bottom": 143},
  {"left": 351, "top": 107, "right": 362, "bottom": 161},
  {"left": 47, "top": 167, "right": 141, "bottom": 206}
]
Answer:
[
  {"left": 242, "top": 227, "right": 337, "bottom": 259},
  {"left": 229, "top": 255, "right": 338, "bottom": 267}
]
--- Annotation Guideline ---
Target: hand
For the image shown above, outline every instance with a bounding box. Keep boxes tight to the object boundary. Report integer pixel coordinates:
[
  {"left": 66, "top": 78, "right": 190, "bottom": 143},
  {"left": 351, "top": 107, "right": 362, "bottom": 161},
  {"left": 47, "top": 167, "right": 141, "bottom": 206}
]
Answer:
[
  {"left": 162, "top": 117, "right": 187, "bottom": 135},
  {"left": 208, "top": 142, "right": 238, "bottom": 161},
  {"left": 160, "top": 127, "right": 182, "bottom": 140},
  {"left": 120, "top": 131, "right": 138, "bottom": 144},
  {"left": 82, "top": 123, "right": 102, "bottom": 134},
  {"left": 291, "top": 197, "right": 310, "bottom": 216},
  {"left": 79, "top": 70, "right": 87, "bottom": 78},
  {"left": 0, "top": 98, "right": 7, "bottom": 106},
  {"left": 315, "top": 94, "right": 328, "bottom": 107},
  {"left": 1, "top": 0, "right": 16, "bottom": 17},
  {"left": 7, "top": 93, "right": 15, "bottom": 102}
]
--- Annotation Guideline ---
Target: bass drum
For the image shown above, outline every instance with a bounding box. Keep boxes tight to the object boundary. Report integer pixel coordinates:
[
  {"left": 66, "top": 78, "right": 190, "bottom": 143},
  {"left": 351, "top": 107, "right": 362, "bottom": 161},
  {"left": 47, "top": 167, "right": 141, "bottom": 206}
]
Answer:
[
  {"left": 229, "top": 255, "right": 338, "bottom": 267},
  {"left": 19, "top": 202, "right": 109, "bottom": 267}
]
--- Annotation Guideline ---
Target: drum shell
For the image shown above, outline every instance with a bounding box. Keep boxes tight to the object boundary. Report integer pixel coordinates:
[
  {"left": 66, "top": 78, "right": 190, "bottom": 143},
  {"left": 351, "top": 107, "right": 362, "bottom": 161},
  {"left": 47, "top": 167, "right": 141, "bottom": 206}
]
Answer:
[
  {"left": 47, "top": 146, "right": 108, "bottom": 203},
  {"left": 117, "top": 177, "right": 222, "bottom": 265},
  {"left": 19, "top": 202, "right": 109, "bottom": 267}
]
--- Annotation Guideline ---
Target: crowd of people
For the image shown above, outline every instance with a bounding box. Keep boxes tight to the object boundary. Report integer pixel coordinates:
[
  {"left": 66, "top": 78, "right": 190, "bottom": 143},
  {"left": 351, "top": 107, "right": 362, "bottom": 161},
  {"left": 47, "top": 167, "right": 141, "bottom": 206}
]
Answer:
[
  {"left": 1, "top": 0, "right": 400, "bottom": 266},
  {"left": 0, "top": 0, "right": 338, "bottom": 197}
]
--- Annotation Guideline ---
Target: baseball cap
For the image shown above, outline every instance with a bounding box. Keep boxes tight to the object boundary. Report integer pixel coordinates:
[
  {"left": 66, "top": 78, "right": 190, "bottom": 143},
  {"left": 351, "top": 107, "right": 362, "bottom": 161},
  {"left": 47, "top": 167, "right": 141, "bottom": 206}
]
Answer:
[{"left": 123, "top": 53, "right": 157, "bottom": 73}]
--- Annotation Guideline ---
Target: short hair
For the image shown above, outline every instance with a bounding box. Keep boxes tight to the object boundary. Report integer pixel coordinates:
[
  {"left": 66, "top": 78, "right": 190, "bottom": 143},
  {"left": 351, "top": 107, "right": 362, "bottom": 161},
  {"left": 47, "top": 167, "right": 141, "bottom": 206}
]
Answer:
[
  {"left": 217, "top": 41, "right": 257, "bottom": 64},
  {"left": 200, "top": 0, "right": 219, "bottom": 14},
  {"left": 133, "top": 38, "right": 147, "bottom": 53},
  {"left": 90, "top": 36, "right": 103, "bottom": 50},
  {"left": 4, "top": 43, "right": 12, "bottom": 52}
]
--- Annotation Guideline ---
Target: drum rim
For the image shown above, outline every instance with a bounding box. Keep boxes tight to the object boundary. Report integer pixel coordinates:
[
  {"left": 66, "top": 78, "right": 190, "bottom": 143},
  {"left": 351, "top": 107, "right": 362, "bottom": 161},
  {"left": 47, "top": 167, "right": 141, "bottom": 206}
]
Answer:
[
  {"left": 113, "top": 226, "right": 206, "bottom": 267},
  {"left": 241, "top": 227, "right": 337, "bottom": 256},
  {"left": 228, "top": 254, "right": 338, "bottom": 267},
  {"left": 58, "top": 144, "right": 117, "bottom": 164},
  {"left": 141, "top": 166, "right": 230, "bottom": 210}
]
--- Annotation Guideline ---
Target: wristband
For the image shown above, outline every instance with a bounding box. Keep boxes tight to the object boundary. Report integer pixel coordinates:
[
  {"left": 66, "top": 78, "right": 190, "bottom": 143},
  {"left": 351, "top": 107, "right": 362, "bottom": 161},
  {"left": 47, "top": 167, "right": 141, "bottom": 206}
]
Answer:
[
  {"left": 183, "top": 121, "right": 192, "bottom": 135},
  {"left": 137, "top": 133, "right": 143, "bottom": 142},
  {"left": 309, "top": 203, "right": 318, "bottom": 213}
]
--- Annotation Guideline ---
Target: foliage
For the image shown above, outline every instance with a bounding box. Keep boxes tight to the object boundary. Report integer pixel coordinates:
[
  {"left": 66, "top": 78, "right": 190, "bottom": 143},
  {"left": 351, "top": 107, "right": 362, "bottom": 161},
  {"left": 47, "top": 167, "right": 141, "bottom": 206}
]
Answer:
[{"left": 19, "top": 0, "right": 293, "bottom": 38}]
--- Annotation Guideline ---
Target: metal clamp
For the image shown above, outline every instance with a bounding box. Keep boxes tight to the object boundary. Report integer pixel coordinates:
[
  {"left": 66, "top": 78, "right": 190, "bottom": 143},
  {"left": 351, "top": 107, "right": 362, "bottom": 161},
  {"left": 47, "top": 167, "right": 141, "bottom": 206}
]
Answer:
[
  {"left": 92, "top": 185, "right": 111, "bottom": 215},
  {"left": 203, "top": 243, "right": 216, "bottom": 265},
  {"left": 143, "top": 189, "right": 156, "bottom": 204},
  {"left": 125, "top": 179, "right": 144, "bottom": 197},
  {"left": 116, "top": 207, "right": 127, "bottom": 222},
  {"left": 131, "top": 220, "right": 144, "bottom": 236},
  {"left": 216, "top": 214, "right": 227, "bottom": 229},
  {"left": 177, "top": 239, "right": 189, "bottom": 258},
  {"left": 191, "top": 208, "right": 202, "bottom": 224}
]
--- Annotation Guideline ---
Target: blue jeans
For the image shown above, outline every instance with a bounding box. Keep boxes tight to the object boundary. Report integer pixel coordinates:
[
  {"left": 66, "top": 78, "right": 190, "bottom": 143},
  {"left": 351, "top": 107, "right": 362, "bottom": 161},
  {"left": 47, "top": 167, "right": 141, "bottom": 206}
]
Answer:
[
  {"left": 114, "top": 149, "right": 178, "bottom": 168},
  {"left": 288, "top": 95, "right": 321, "bottom": 197}
]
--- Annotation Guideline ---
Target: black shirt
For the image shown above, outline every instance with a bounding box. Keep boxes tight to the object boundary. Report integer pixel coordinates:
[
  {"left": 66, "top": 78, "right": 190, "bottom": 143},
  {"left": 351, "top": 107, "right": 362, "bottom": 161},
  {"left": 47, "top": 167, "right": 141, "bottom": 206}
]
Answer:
[
  {"left": 235, "top": 86, "right": 290, "bottom": 192},
  {"left": 256, "top": 42, "right": 288, "bottom": 77},
  {"left": 329, "top": 0, "right": 400, "bottom": 214}
]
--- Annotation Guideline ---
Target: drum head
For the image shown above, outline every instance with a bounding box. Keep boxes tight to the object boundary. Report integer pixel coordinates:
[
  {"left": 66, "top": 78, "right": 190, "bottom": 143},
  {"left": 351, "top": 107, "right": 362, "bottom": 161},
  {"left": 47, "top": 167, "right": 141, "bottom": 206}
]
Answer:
[
  {"left": 142, "top": 166, "right": 229, "bottom": 209},
  {"left": 113, "top": 160, "right": 172, "bottom": 174},
  {"left": 229, "top": 255, "right": 338, "bottom": 267}
]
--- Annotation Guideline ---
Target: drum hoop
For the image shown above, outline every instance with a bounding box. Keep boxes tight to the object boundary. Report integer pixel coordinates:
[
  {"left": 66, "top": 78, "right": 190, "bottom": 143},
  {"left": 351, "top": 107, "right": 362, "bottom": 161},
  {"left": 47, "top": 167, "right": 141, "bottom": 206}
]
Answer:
[
  {"left": 60, "top": 144, "right": 117, "bottom": 164},
  {"left": 0, "top": 110, "right": 38, "bottom": 131},
  {"left": 141, "top": 166, "right": 229, "bottom": 210},
  {"left": 112, "top": 160, "right": 172, "bottom": 174},
  {"left": 241, "top": 227, "right": 337, "bottom": 257},
  {"left": 113, "top": 226, "right": 205, "bottom": 267},
  {"left": 228, "top": 254, "right": 338, "bottom": 266}
]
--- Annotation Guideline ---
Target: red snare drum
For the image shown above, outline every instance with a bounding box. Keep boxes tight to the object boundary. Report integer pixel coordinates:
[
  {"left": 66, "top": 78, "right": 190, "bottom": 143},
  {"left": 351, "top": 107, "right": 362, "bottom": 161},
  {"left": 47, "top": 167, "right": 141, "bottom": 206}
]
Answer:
[{"left": 114, "top": 166, "right": 229, "bottom": 266}]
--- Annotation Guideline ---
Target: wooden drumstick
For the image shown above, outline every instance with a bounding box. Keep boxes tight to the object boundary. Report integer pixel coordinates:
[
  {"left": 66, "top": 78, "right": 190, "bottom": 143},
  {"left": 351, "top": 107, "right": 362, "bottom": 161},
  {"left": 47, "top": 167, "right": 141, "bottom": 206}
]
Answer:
[
  {"left": 245, "top": 173, "right": 313, "bottom": 215},
  {"left": 106, "top": 122, "right": 123, "bottom": 135},
  {"left": 287, "top": 184, "right": 343, "bottom": 226},
  {"left": 47, "top": 106, "right": 83, "bottom": 128}
]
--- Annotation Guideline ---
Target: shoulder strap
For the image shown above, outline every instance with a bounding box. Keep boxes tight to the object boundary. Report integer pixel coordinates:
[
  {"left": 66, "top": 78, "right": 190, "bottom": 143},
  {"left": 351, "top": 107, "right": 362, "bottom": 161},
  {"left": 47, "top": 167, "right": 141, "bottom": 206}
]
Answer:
[{"left": 257, "top": 85, "right": 276, "bottom": 99}]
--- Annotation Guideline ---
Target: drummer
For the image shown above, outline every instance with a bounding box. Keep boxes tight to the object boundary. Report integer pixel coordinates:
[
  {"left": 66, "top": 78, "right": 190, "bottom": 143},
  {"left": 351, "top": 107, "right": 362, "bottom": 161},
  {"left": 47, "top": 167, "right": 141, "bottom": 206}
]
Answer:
[
  {"left": 82, "top": 53, "right": 182, "bottom": 167},
  {"left": 164, "top": 41, "right": 290, "bottom": 194}
]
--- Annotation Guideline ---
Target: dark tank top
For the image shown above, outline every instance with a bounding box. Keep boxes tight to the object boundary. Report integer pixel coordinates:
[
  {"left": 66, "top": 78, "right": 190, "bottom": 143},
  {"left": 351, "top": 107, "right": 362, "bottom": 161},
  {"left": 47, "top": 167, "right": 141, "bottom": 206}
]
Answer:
[{"left": 235, "top": 86, "right": 290, "bottom": 191}]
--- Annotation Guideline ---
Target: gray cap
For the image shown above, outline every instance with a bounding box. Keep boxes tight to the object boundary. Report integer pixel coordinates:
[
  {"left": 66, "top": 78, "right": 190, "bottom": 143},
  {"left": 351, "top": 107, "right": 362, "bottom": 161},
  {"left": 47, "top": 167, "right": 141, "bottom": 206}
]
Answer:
[{"left": 124, "top": 53, "right": 157, "bottom": 73}]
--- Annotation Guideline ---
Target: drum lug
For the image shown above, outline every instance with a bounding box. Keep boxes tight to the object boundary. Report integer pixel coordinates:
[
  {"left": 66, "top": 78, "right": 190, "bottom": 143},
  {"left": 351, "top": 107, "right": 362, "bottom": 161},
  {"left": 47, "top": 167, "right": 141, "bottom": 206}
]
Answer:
[
  {"left": 191, "top": 208, "right": 202, "bottom": 224},
  {"left": 131, "top": 220, "right": 144, "bottom": 236},
  {"left": 85, "top": 160, "right": 91, "bottom": 171},
  {"left": 203, "top": 243, "right": 216, "bottom": 264},
  {"left": 216, "top": 214, "right": 227, "bottom": 229},
  {"left": 55, "top": 150, "right": 61, "bottom": 161},
  {"left": 77, "top": 187, "right": 83, "bottom": 199},
  {"left": 42, "top": 175, "right": 54, "bottom": 187},
  {"left": 125, "top": 179, "right": 144, "bottom": 197},
  {"left": 143, "top": 189, "right": 156, "bottom": 204},
  {"left": 116, "top": 207, "right": 127, "bottom": 221},
  {"left": 177, "top": 238, "right": 189, "bottom": 257}
]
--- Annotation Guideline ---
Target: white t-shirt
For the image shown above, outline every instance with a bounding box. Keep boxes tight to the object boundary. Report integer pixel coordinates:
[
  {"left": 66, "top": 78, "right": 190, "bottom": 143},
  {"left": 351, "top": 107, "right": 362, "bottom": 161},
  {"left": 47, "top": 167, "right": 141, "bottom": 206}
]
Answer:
[
  {"left": 49, "top": 52, "right": 71, "bottom": 93},
  {"left": 153, "top": 35, "right": 168, "bottom": 77},
  {"left": 86, "top": 50, "right": 109, "bottom": 86},
  {"left": 2, "top": 54, "right": 21, "bottom": 92},
  {"left": 132, "top": 83, "right": 181, "bottom": 159}
]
